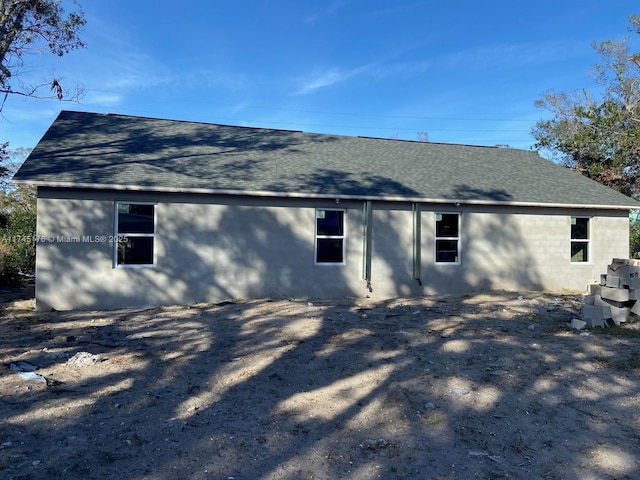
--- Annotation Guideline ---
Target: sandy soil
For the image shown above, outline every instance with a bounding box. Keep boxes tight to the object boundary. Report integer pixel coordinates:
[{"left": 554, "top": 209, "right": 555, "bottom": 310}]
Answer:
[{"left": 1, "top": 285, "right": 640, "bottom": 480}]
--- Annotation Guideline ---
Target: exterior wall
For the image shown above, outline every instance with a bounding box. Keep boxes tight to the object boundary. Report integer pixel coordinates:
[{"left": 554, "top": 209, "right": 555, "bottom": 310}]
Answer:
[
  {"left": 416, "top": 206, "right": 629, "bottom": 294},
  {"left": 36, "top": 188, "right": 630, "bottom": 310},
  {"left": 367, "top": 204, "right": 629, "bottom": 297}
]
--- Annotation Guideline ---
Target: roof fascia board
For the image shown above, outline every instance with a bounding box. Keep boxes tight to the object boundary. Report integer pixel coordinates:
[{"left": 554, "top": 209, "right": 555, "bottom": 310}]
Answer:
[{"left": 21, "top": 179, "right": 639, "bottom": 211}]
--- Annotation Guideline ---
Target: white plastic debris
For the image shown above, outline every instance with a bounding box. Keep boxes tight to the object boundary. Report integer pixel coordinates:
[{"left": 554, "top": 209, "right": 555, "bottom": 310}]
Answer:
[{"left": 17, "top": 371, "right": 46, "bottom": 383}]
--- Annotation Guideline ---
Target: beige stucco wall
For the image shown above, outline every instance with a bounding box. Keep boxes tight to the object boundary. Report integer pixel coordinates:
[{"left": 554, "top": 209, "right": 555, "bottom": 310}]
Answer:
[{"left": 35, "top": 188, "right": 630, "bottom": 310}]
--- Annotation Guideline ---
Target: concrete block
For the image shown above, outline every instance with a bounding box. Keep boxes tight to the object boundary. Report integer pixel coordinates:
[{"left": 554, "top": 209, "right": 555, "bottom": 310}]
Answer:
[
  {"left": 623, "top": 266, "right": 640, "bottom": 279},
  {"left": 592, "top": 295, "right": 615, "bottom": 307},
  {"left": 628, "top": 278, "right": 640, "bottom": 291},
  {"left": 589, "top": 284, "right": 602, "bottom": 296},
  {"left": 600, "top": 274, "right": 607, "bottom": 286},
  {"left": 610, "top": 306, "right": 630, "bottom": 324},
  {"left": 581, "top": 304, "right": 612, "bottom": 321},
  {"left": 571, "top": 318, "right": 587, "bottom": 330},
  {"left": 607, "top": 260, "right": 625, "bottom": 276},
  {"left": 608, "top": 258, "right": 640, "bottom": 271},
  {"left": 600, "top": 286, "right": 630, "bottom": 303},
  {"left": 631, "top": 301, "right": 640, "bottom": 317},
  {"left": 606, "top": 275, "right": 625, "bottom": 288},
  {"left": 588, "top": 317, "right": 607, "bottom": 328},
  {"left": 584, "top": 294, "right": 619, "bottom": 307},
  {"left": 607, "top": 264, "right": 640, "bottom": 279}
]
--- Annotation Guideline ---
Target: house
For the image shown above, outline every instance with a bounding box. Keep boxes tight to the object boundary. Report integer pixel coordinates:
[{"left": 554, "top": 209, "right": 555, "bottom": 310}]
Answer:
[{"left": 12, "top": 110, "right": 640, "bottom": 310}]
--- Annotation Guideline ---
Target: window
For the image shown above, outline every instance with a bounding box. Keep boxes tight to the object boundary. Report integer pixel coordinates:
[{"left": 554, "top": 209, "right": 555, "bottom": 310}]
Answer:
[
  {"left": 315, "top": 209, "right": 345, "bottom": 264},
  {"left": 435, "top": 213, "right": 460, "bottom": 263},
  {"left": 571, "top": 217, "right": 589, "bottom": 262},
  {"left": 115, "top": 203, "right": 156, "bottom": 267}
]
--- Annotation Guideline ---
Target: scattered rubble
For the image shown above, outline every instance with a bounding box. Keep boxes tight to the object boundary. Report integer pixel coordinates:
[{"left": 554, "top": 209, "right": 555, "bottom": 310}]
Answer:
[{"left": 66, "top": 351, "right": 106, "bottom": 367}]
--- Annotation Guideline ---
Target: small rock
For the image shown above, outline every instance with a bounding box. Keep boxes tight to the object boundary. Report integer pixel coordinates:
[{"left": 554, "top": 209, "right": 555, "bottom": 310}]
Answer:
[
  {"left": 424, "top": 402, "right": 436, "bottom": 409},
  {"left": 1, "top": 442, "right": 13, "bottom": 448},
  {"left": 469, "top": 449, "right": 487, "bottom": 456},
  {"left": 365, "top": 438, "right": 388, "bottom": 450},
  {"left": 450, "top": 388, "right": 470, "bottom": 395},
  {"left": 528, "top": 324, "right": 536, "bottom": 330}
]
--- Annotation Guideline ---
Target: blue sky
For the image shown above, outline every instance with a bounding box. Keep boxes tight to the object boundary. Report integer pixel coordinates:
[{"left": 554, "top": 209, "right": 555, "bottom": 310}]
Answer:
[{"left": 2, "top": 1, "right": 639, "bottom": 155}]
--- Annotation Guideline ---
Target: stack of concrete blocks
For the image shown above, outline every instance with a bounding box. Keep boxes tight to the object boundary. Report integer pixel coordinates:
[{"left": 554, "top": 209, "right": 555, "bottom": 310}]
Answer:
[{"left": 582, "top": 258, "right": 640, "bottom": 327}]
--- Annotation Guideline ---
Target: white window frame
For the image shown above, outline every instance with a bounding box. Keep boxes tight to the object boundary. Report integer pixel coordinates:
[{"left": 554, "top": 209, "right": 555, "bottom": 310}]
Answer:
[
  {"left": 570, "top": 216, "right": 590, "bottom": 263},
  {"left": 114, "top": 202, "right": 157, "bottom": 268},
  {"left": 314, "top": 208, "right": 346, "bottom": 265},
  {"left": 434, "top": 212, "right": 460, "bottom": 264}
]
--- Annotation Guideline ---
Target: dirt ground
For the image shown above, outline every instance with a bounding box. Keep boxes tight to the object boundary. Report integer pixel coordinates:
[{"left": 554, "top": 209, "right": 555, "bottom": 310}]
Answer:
[{"left": 1, "top": 285, "right": 640, "bottom": 480}]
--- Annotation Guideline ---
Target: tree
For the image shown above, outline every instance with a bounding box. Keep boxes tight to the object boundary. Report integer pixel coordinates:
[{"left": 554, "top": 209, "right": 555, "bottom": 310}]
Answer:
[
  {"left": 0, "top": 0, "right": 85, "bottom": 284},
  {"left": 0, "top": 0, "right": 86, "bottom": 111},
  {"left": 416, "top": 131, "right": 429, "bottom": 142},
  {"left": 532, "top": 14, "right": 640, "bottom": 198},
  {"left": 532, "top": 14, "right": 640, "bottom": 257},
  {"left": 0, "top": 142, "right": 8, "bottom": 179},
  {"left": 0, "top": 146, "right": 35, "bottom": 284}
]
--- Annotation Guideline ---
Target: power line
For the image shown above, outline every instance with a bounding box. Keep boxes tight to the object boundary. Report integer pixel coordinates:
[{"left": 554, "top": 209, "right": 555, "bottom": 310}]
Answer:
[
  {"left": 209, "top": 117, "right": 532, "bottom": 133},
  {"left": 77, "top": 88, "right": 541, "bottom": 124},
  {"left": 206, "top": 102, "right": 538, "bottom": 123}
]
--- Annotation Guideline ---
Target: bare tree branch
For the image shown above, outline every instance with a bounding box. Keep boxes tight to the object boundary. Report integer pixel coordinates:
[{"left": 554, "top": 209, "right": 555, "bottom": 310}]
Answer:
[{"left": 0, "top": 0, "right": 86, "bottom": 111}]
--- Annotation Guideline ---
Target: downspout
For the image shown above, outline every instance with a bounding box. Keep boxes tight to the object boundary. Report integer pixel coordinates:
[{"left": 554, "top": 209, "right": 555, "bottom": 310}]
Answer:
[
  {"left": 413, "top": 203, "right": 422, "bottom": 285},
  {"left": 363, "top": 201, "right": 373, "bottom": 292}
]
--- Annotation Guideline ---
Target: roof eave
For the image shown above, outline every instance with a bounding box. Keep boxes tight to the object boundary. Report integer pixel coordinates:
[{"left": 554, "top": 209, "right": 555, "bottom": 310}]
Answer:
[{"left": 14, "top": 179, "right": 639, "bottom": 211}]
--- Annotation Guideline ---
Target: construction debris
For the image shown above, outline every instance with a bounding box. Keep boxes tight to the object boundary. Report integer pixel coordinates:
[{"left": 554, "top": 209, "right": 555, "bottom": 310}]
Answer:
[
  {"left": 66, "top": 351, "right": 106, "bottom": 367},
  {"left": 582, "top": 258, "right": 640, "bottom": 327}
]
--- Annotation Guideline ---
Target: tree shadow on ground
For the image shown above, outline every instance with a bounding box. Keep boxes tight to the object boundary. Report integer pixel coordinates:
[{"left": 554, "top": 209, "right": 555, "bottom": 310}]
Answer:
[{"left": 1, "top": 291, "right": 639, "bottom": 479}]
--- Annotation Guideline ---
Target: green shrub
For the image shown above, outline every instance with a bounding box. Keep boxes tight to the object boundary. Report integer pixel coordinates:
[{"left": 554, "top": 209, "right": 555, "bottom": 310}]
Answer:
[
  {"left": 0, "top": 205, "right": 36, "bottom": 286},
  {"left": 631, "top": 217, "right": 640, "bottom": 259}
]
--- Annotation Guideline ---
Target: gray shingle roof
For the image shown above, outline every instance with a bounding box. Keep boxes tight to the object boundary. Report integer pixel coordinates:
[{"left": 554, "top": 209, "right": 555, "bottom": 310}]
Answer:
[{"left": 13, "top": 110, "right": 640, "bottom": 209}]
